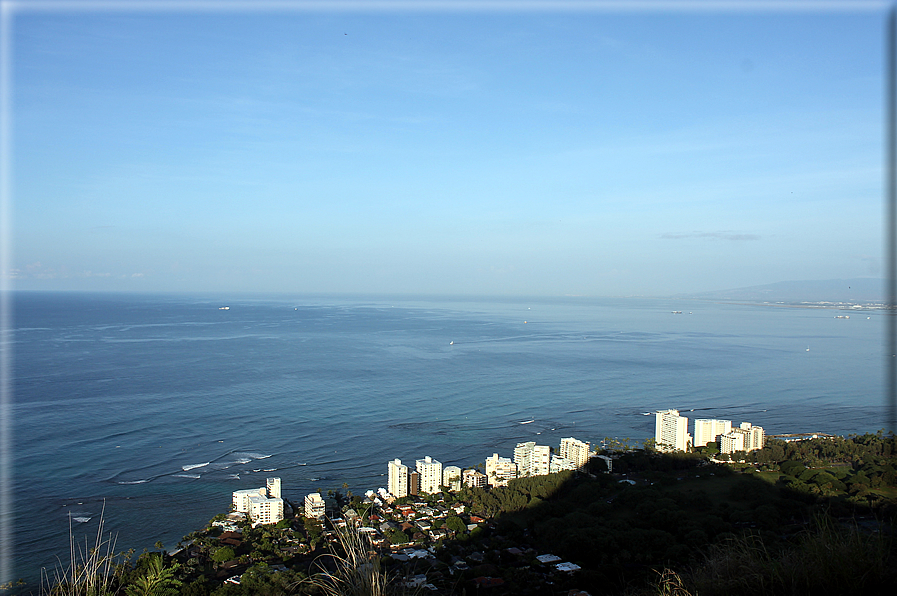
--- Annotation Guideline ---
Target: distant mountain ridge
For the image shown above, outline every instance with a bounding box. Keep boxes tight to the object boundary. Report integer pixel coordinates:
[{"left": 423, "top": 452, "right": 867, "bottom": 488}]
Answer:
[{"left": 681, "top": 278, "right": 884, "bottom": 303}]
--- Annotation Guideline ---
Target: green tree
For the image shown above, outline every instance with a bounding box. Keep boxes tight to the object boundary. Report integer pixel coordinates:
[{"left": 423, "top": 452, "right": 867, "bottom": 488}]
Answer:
[
  {"left": 445, "top": 515, "right": 466, "bottom": 534},
  {"left": 125, "top": 556, "right": 182, "bottom": 596},
  {"left": 211, "top": 546, "right": 236, "bottom": 564}
]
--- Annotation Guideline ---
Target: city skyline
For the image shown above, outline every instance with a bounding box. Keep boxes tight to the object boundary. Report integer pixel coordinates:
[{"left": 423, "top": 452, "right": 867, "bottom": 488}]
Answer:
[{"left": 4, "top": 2, "right": 886, "bottom": 296}]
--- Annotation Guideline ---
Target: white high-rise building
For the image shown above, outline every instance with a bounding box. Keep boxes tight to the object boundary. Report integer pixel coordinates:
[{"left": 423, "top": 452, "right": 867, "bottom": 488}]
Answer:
[
  {"left": 266, "top": 477, "right": 282, "bottom": 499},
  {"left": 549, "top": 455, "right": 577, "bottom": 474},
  {"left": 233, "top": 487, "right": 266, "bottom": 513},
  {"left": 655, "top": 409, "right": 691, "bottom": 452},
  {"left": 559, "top": 437, "right": 591, "bottom": 469},
  {"left": 741, "top": 423, "right": 765, "bottom": 450},
  {"left": 514, "top": 442, "right": 551, "bottom": 477},
  {"left": 249, "top": 494, "right": 284, "bottom": 525},
  {"left": 485, "top": 453, "right": 518, "bottom": 487},
  {"left": 720, "top": 423, "right": 765, "bottom": 454},
  {"left": 304, "top": 492, "right": 326, "bottom": 518},
  {"left": 443, "top": 466, "right": 462, "bottom": 491},
  {"left": 415, "top": 456, "right": 443, "bottom": 494},
  {"left": 462, "top": 468, "right": 487, "bottom": 488},
  {"left": 388, "top": 459, "right": 409, "bottom": 498},
  {"left": 232, "top": 478, "right": 284, "bottom": 525},
  {"left": 693, "top": 419, "right": 732, "bottom": 447}
]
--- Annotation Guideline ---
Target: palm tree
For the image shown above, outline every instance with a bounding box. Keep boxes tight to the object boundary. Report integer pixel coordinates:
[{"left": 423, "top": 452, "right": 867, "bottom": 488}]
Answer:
[{"left": 123, "top": 556, "right": 182, "bottom": 596}]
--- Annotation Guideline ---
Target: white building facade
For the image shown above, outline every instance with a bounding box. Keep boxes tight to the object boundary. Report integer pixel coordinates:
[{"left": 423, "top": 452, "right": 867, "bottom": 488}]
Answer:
[
  {"left": 655, "top": 409, "right": 691, "bottom": 452},
  {"left": 248, "top": 494, "right": 284, "bottom": 525},
  {"left": 559, "top": 437, "right": 591, "bottom": 469},
  {"left": 443, "top": 466, "right": 462, "bottom": 491},
  {"left": 462, "top": 468, "right": 487, "bottom": 488},
  {"left": 232, "top": 488, "right": 266, "bottom": 513},
  {"left": 304, "top": 492, "right": 326, "bottom": 518},
  {"left": 388, "top": 458, "right": 409, "bottom": 498},
  {"left": 485, "top": 453, "right": 518, "bottom": 487},
  {"left": 415, "top": 456, "right": 443, "bottom": 494},
  {"left": 720, "top": 423, "right": 765, "bottom": 454},
  {"left": 693, "top": 419, "right": 732, "bottom": 447},
  {"left": 514, "top": 442, "right": 551, "bottom": 477},
  {"left": 232, "top": 477, "right": 284, "bottom": 525},
  {"left": 549, "top": 455, "right": 577, "bottom": 474}
]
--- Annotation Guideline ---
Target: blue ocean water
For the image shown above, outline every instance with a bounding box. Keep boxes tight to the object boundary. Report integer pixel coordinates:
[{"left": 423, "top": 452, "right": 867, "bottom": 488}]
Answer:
[{"left": 8, "top": 292, "right": 887, "bottom": 587}]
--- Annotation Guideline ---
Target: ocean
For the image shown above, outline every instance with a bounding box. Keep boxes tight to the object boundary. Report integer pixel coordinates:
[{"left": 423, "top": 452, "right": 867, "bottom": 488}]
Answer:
[{"left": 7, "top": 291, "right": 887, "bottom": 587}]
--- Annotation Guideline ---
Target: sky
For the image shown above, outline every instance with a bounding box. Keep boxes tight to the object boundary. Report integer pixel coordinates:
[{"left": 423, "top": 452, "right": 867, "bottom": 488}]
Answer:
[{"left": 4, "top": 1, "right": 889, "bottom": 296}]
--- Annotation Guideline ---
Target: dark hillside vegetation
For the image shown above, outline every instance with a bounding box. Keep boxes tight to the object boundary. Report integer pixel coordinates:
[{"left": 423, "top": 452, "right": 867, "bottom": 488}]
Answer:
[{"left": 28, "top": 433, "right": 896, "bottom": 596}]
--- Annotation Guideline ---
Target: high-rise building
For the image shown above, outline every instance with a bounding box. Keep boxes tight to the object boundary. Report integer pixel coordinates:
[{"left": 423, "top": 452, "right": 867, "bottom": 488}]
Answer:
[
  {"left": 655, "top": 409, "right": 691, "bottom": 452},
  {"left": 559, "top": 437, "right": 591, "bottom": 469},
  {"left": 416, "top": 456, "right": 443, "bottom": 494},
  {"left": 249, "top": 493, "right": 284, "bottom": 525},
  {"left": 720, "top": 423, "right": 765, "bottom": 454},
  {"left": 232, "top": 487, "right": 266, "bottom": 513},
  {"left": 304, "top": 492, "right": 326, "bottom": 518},
  {"left": 266, "top": 477, "right": 282, "bottom": 499},
  {"left": 549, "top": 455, "right": 577, "bottom": 474},
  {"left": 462, "top": 468, "right": 487, "bottom": 488},
  {"left": 232, "top": 478, "right": 284, "bottom": 525},
  {"left": 514, "top": 442, "right": 551, "bottom": 476},
  {"left": 741, "top": 423, "right": 765, "bottom": 450},
  {"left": 443, "top": 466, "right": 462, "bottom": 491},
  {"left": 409, "top": 471, "right": 420, "bottom": 495},
  {"left": 693, "top": 419, "right": 732, "bottom": 447},
  {"left": 485, "top": 453, "right": 518, "bottom": 487},
  {"left": 388, "top": 458, "right": 409, "bottom": 498}
]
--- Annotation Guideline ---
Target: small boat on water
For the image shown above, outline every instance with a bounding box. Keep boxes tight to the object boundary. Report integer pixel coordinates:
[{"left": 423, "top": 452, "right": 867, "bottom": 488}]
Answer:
[{"left": 519, "top": 418, "right": 535, "bottom": 425}]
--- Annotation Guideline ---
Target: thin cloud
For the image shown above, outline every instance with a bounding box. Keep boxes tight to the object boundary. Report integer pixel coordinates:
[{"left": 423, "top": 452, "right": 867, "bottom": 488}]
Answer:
[{"left": 660, "top": 231, "right": 761, "bottom": 241}]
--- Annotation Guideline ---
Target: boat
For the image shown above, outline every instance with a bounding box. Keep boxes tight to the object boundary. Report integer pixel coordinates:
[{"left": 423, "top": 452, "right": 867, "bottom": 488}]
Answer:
[
  {"left": 450, "top": 341, "right": 454, "bottom": 345},
  {"left": 219, "top": 306, "right": 230, "bottom": 310},
  {"left": 519, "top": 418, "right": 535, "bottom": 425}
]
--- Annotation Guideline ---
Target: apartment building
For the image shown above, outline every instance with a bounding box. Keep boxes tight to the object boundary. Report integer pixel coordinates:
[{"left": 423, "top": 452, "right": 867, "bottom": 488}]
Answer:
[
  {"left": 462, "top": 468, "right": 487, "bottom": 488},
  {"left": 443, "top": 466, "right": 462, "bottom": 492},
  {"left": 549, "top": 455, "right": 577, "bottom": 474},
  {"left": 693, "top": 419, "right": 732, "bottom": 447},
  {"left": 655, "top": 409, "right": 691, "bottom": 452},
  {"left": 514, "top": 442, "right": 551, "bottom": 477},
  {"left": 232, "top": 477, "right": 284, "bottom": 525},
  {"left": 388, "top": 458, "right": 409, "bottom": 498},
  {"left": 721, "top": 422, "right": 765, "bottom": 454},
  {"left": 304, "top": 492, "right": 326, "bottom": 519},
  {"left": 559, "top": 437, "right": 591, "bottom": 469},
  {"left": 416, "top": 456, "right": 443, "bottom": 494},
  {"left": 485, "top": 453, "right": 518, "bottom": 487}
]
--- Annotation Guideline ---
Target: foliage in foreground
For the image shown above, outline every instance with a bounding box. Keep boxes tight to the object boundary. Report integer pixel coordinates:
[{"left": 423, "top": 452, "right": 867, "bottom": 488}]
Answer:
[
  {"left": 299, "top": 526, "right": 413, "bottom": 596},
  {"left": 662, "top": 515, "right": 894, "bottom": 596},
  {"left": 42, "top": 507, "right": 120, "bottom": 596}
]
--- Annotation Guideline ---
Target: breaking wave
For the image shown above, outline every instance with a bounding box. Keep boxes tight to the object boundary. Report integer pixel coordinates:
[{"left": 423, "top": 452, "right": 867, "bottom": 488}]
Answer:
[{"left": 182, "top": 462, "right": 209, "bottom": 471}]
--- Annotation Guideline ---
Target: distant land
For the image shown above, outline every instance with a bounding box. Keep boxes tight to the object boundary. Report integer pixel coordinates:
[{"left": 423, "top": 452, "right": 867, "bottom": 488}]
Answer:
[{"left": 678, "top": 277, "right": 884, "bottom": 304}]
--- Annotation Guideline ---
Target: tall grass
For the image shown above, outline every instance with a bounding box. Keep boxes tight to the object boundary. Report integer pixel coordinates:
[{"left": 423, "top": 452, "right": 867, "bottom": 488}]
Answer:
[
  {"left": 42, "top": 504, "right": 120, "bottom": 596},
  {"left": 652, "top": 569, "right": 695, "bottom": 596},
  {"left": 686, "top": 515, "right": 894, "bottom": 596},
  {"left": 302, "top": 524, "right": 415, "bottom": 596}
]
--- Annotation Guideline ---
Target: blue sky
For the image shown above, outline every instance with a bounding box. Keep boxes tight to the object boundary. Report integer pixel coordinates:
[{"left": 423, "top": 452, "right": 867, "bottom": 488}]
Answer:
[{"left": 6, "top": 3, "right": 887, "bottom": 296}]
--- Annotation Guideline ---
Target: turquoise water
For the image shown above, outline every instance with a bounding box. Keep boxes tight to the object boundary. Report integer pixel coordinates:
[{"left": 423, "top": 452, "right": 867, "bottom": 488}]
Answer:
[{"left": 9, "top": 292, "right": 886, "bottom": 587}]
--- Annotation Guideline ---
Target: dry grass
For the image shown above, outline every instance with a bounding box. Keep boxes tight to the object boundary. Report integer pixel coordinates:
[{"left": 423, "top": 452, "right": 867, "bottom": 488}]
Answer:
[
  {"left": 42, "top": 504, "right": 120, "bottom": 596},
  {"left": 653, "top": 568, "right": 695, "bottom": 596},
  {"left": 687, "top": 515, "right": 893, "bottom": 596},
  {"left": 301, "top": 524, "right": 416, "bottom": 596}
]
